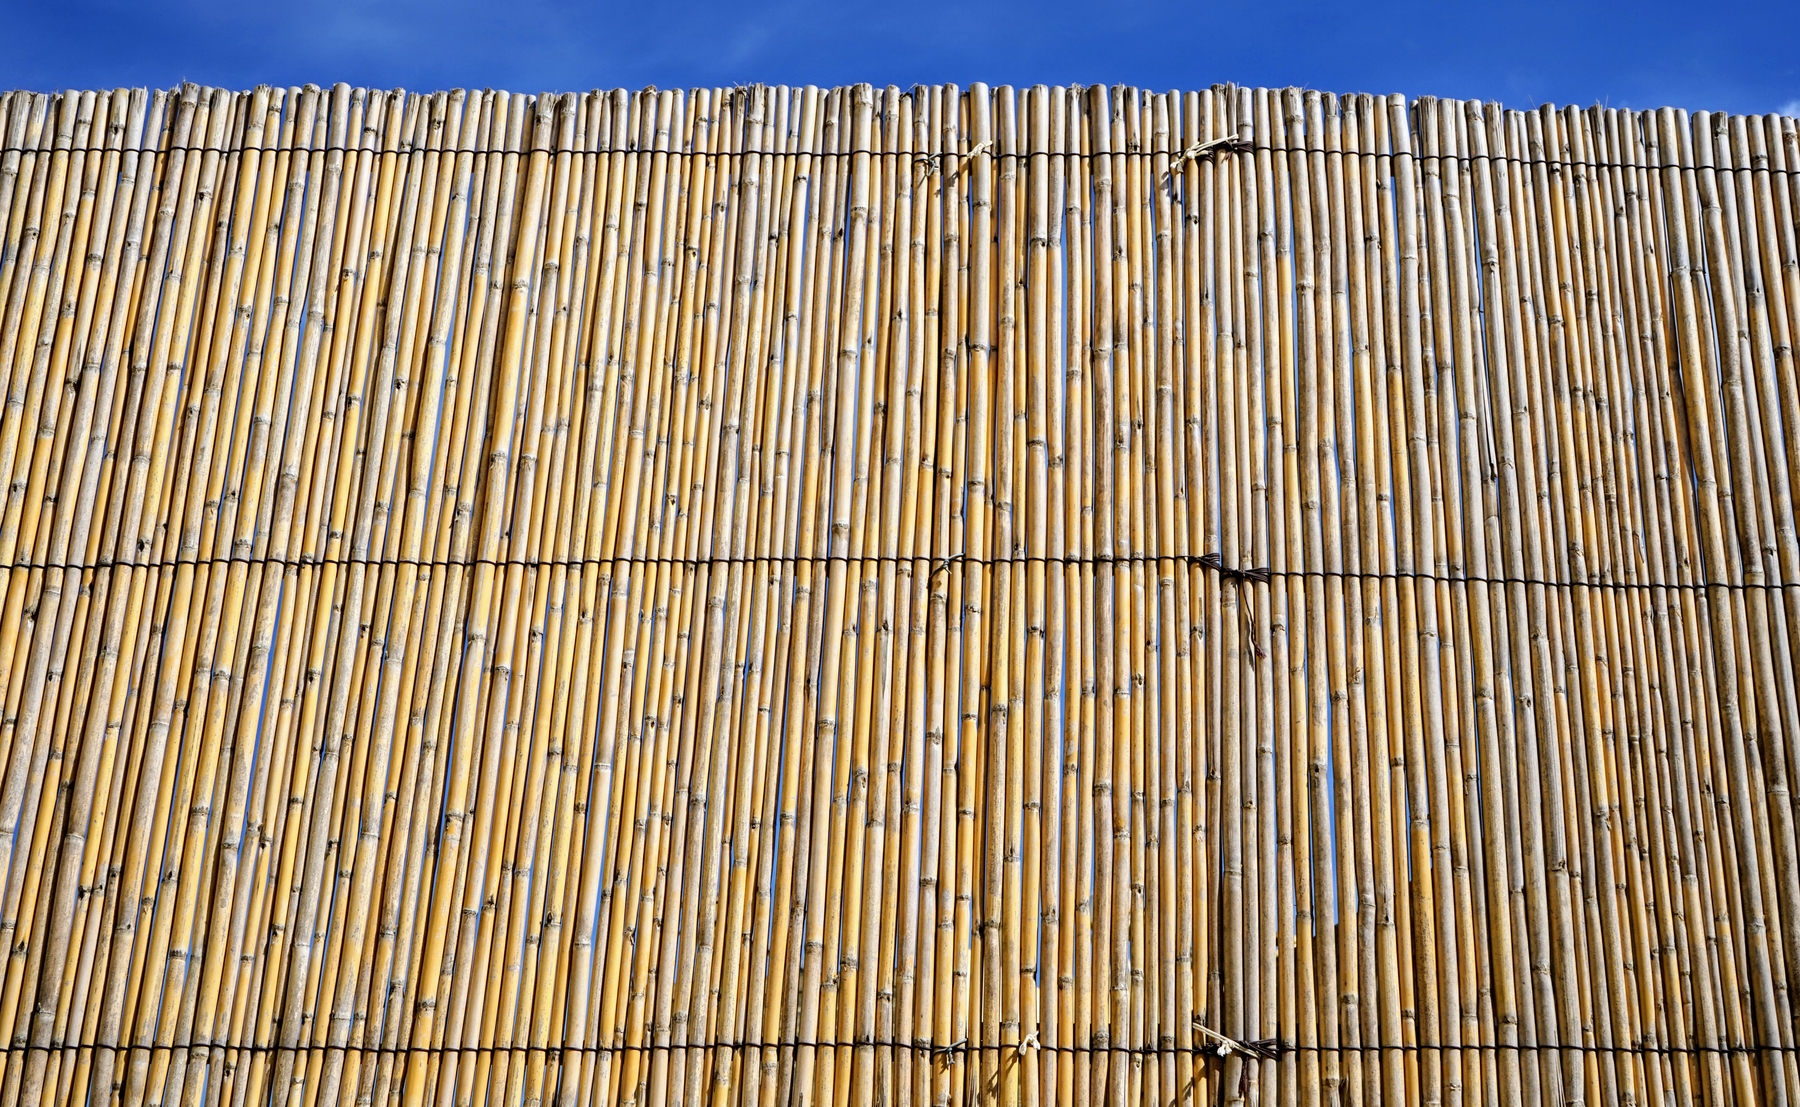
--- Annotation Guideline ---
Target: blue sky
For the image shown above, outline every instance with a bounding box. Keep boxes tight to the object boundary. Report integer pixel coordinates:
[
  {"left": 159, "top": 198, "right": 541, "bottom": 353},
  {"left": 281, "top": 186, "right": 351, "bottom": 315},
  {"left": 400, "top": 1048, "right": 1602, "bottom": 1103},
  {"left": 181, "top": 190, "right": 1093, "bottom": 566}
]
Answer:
[{"left": 2, "top": 0, "right": 1792, "bottom": 116}]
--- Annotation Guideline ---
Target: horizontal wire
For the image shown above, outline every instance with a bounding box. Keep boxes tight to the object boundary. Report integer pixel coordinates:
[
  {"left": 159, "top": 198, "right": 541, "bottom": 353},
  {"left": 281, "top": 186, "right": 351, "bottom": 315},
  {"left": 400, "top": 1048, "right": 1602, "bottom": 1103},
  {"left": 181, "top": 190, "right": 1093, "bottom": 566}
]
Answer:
[
  {"left": 0, "top": 142, "right": 1780, "bottom": 180},
  {"left": 3, "top": 550, "right": 1793, "bottom": 595},
  {"left": 0, "top": 1037, "right": 1792, "bottom": 1060}
]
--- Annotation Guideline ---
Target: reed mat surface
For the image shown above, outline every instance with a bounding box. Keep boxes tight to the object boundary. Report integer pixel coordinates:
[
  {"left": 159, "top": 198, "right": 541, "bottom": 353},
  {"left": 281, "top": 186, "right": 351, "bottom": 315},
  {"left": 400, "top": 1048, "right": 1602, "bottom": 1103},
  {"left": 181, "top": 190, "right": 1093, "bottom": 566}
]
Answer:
[{"left": 0, "top": 80, "right": 1798, "bottom": 1107}]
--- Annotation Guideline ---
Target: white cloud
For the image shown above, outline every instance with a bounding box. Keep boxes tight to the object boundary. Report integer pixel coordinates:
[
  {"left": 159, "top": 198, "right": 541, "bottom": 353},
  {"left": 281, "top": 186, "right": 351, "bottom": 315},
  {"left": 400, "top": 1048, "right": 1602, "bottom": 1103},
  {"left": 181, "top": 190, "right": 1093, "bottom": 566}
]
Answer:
[{"left": 1783, "top": 100, "right": 1800, "bottom": 118}]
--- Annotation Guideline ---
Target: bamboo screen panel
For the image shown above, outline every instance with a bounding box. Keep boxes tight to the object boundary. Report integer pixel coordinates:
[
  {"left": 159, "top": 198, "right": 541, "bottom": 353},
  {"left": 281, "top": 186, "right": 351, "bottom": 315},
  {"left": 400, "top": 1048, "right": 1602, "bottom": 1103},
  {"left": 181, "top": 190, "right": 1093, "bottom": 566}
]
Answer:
[{"left": 0, "top": 78, "right": 1797, "bottom": 1107}]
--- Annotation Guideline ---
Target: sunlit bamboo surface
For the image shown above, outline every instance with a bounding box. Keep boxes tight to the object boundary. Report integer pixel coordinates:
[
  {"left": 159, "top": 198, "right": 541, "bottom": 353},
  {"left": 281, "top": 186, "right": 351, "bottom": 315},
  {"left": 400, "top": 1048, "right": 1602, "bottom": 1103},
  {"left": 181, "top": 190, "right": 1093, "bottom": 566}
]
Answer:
[{"left": 0, "top": 79, "right": 1798, "bottom": 1107}]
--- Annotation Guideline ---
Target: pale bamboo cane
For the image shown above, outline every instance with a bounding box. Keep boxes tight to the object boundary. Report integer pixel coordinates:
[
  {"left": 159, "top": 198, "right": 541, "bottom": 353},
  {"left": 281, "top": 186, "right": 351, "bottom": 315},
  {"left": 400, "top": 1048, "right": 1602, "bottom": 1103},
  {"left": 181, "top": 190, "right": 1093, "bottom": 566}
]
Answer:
[{"left": 0, "top": 77, "right": 1797, "bottom": 1107}]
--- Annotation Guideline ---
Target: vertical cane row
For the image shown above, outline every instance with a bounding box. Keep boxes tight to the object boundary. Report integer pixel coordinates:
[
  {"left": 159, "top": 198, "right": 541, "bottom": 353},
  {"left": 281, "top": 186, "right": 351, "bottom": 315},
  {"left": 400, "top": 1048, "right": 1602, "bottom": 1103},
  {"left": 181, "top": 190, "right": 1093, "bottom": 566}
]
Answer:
[{"left": 0, "top": 81, "right": 1795, "bottom": 1106}]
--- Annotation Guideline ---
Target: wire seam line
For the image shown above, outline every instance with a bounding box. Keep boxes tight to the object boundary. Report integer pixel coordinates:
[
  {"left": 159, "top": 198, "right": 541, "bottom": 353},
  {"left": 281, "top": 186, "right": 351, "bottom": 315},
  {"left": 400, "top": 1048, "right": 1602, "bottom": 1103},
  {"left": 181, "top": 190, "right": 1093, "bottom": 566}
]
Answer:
[
  {"left": 0, "top": 144, "right": 1779, "bottom": 179},
  {"left": 3, "top": 551, "right": 1792, "bottom": 595},
  {"left": 3, "top": 1038, "right": 1793, "bottom": 1059}
]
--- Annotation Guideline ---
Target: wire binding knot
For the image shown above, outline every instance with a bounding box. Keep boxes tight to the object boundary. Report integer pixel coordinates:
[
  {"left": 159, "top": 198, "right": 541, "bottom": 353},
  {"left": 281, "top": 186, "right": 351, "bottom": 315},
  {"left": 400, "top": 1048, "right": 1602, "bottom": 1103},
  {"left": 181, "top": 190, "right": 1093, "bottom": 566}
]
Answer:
[
  {"left": 1199, "top": 553, "right": 1271, "bottom": 662},
  {"left": 1194, "top": 1020, "right": 1285, "bottom": 1062},
  {"left": 1166, "top": 135, "right": 1251, "bottom": 177},
  {"left": 932, "top": 1038, "right": 968, "bottom": 1065}
]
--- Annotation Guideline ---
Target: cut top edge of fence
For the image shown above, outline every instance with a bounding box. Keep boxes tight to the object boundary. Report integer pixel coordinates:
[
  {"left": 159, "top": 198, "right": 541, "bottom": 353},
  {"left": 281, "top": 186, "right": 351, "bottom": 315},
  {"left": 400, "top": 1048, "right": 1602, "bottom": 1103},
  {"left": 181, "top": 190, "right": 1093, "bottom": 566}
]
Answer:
[{"left": 2, "top": 82, "right": 1794, "bottom": 128}]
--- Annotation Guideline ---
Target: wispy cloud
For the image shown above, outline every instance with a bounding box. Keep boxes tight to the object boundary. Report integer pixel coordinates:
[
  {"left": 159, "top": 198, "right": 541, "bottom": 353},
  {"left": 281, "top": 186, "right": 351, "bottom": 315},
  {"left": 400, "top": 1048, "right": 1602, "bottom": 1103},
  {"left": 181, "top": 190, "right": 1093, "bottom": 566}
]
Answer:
[{"left": 1782, "top": 100, "right": 1800, "bottom": 118}]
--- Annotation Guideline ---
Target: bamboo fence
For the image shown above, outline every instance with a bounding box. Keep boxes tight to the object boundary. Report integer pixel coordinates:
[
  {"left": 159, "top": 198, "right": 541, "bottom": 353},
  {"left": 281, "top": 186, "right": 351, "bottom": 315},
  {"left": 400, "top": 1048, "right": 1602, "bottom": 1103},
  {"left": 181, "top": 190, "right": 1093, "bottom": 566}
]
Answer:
[{"left": 0, "top": 79, "right": 1794, "bottom": 1106}]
